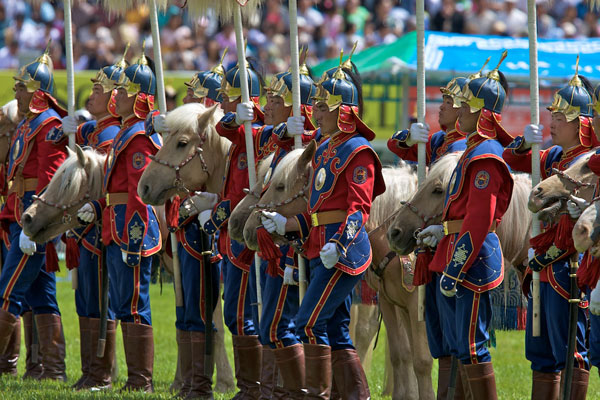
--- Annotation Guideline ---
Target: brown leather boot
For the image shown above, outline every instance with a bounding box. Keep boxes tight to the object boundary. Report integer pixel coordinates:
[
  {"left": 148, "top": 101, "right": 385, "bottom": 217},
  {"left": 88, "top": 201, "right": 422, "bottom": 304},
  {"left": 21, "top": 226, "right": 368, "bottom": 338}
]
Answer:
[
  {"left": 22, "top": 312, "right": 42, "bottom": 379},
  {"left": 259, "top": 346, "right": 286, "bottom": 399},
  {"left": 0, "top": 316, "right": 20, "bottom": 376},
  {"left": 463, "top": 362, "right": 497, "bottom": 400},
  {"left": 171, "top": 331, "right": 184, "bottom": 394},
  {"left": 437, "top": 356, "right": 452, "bottom": 400},
  {"left": 0, "top": 309, "right": 17, "bottom": 355},
  {"left": 273, "top": 344, "right": 306, "bottom": 399},
  {"left": 72, "top": 317, "right": 90, "bottom": 389},
  {"left": 454, "top": 362, "right": 468, "bottom": 400},
  {"left": 568, "top": 368, "right": 589, "bottom": 400},
  {"left": 82, "top": 318, "right": 116, "bottom": 390},
  {"left": 35, "top": 313, "right": 67, "bottom": 381},
  {"left": 531, "top": 370, "right": 560, "bottom": 400},
  {"left": 175, "top": 330, "right": 193, "bottom": 398},
  {"left": 231, "top": 335, "right": 262, "bottom": 399},
  {"left": 121, "top": 322, "right": 154, "bottom": 393},
  {"left": 331, "top": 348, "right": 370, "bottom": 400},
  {"left": 304, "top": 343, "right": 331, "bottom": 400},
  {"left": 186, "top": 331, "right": 213, "bottom": 400}
]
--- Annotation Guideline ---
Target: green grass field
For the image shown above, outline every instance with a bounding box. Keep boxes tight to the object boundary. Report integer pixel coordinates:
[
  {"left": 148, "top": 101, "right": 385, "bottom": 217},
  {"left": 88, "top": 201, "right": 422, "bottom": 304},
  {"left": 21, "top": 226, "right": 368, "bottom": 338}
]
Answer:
[{"left": 1, "top": 281, "right": 599, "bottom": 399}]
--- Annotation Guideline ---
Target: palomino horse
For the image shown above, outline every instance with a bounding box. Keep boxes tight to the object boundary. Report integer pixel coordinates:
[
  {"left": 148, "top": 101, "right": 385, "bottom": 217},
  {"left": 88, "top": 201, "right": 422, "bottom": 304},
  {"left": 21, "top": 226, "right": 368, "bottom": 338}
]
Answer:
[
  {"left": 573, "top": 199, "right": 600, "bottom": 255},
  {"left": 228, "top": 151, "right": 381, "bottom": 374},
  {"left": 136, "top": 102, "right": 235, "bottom": 392},
  {"left": 386, "top": 151, "right": 532, "bottom": 398},
  {"left": 242, "top": 142, "right": 433, "bottom": 399},
  {"left": 0, "top": 100, "right": 20, "bottom": 168}
]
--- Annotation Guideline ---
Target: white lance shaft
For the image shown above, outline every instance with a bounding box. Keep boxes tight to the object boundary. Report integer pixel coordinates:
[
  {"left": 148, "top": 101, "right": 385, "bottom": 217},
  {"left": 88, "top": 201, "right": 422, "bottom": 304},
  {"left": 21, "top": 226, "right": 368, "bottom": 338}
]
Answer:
[
  {"left": 527, "top": 0, "right": 541, "bottom": 337},
  {"left": 289, "top": 0, "right": 307, "bottom": 301},
  {"left": 64, "top": 0, "right": 78, "bottom": 289},
  {"left": 416, "top": 0, "right": 426, "bottom": 322},
  {"left": 233, "top": 7, "right": 262, "bottom": 318},
  {"left": 149, "top": 0, "right": 184, "bottom": 307}
]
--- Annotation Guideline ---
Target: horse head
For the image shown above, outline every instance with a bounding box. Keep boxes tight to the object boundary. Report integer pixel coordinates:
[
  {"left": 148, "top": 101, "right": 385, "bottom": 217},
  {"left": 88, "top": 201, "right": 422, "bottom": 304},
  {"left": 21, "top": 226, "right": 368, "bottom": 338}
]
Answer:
[
  {"left": 138, "top": 103, "right": 228, "bottom": 205},
  {"left": 529, "top": 151, "right": 596, "bottom": 224},
  {"left": 22, "top": 145, "right": 106, "bottom": 243},
  {"left": 387, "top": 152, "right": 462, "bottom": 255},
  {"left": 228, "top": 153, "right": 274, "bottom": 243},
  {"left": 0, "top": 100, "right": 20, "bottom": 164},
  {"left": 243, "top": 140, "right": 316, "bottom": 251},
  {"left": 573, "top": 199, "right": 600, "bottom": 255}
]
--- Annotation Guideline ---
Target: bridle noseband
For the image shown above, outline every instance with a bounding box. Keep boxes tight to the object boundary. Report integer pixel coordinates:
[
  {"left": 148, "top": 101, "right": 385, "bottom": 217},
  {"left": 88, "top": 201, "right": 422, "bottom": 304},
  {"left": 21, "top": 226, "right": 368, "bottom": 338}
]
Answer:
[
  {"left": 551, "top": 168, "right": 595, "bottom": 196},
  {"left": 251, "top": 173, "right": 310, "bottom": 212}
]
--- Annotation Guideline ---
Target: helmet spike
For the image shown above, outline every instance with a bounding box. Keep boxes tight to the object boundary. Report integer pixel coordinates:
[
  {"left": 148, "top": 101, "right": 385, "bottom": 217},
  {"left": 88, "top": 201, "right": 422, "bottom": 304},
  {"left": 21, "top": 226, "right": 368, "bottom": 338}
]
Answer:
[
  {"left": 299, "top": 46, "right": 310, "bottom": 76},
  {"left": 332, "top": 49, "right": 346, "bottom": 80},
  {"left": 487, "top": 50, "right": 507, "bottom": 81},
  {"left": 138, "top": 40, "right": 148, "bottom": 66},
  {"left": 114, "top": 42, "right": 130, "bottom": 70},
  {"left": 342, "top": 41, "right": 358, "bottom": 70},
  {"left": 211, "top": 47, "right": 228, "bottom": 77},
  {"left": 569, "top": 54, "right": 582, "bottom": 87}
]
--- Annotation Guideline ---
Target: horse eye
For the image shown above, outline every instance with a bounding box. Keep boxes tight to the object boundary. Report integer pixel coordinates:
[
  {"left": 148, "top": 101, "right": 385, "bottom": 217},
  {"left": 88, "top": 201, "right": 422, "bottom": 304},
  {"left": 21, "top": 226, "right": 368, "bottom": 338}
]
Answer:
[
  {"left": 433, "top": 187, "right": 443, "bottom": 194},
  {"left": 177, "top": 141, "right": 188, "bottom": 149},
  {"left": 275, "top": 183, "right": 285, "bottom": 191}
]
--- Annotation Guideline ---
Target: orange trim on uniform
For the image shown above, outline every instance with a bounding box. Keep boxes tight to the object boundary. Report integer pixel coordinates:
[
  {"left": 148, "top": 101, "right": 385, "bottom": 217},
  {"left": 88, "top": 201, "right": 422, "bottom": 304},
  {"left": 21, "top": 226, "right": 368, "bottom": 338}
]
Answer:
[
  {"left": 547, "top": 266, "right": 570, "bottom": 300},
  {"left": 468, "top": 292, "right": 481, "bottom": 364},
  {"left": 131, "top": 265, "right": 141, "bottom": 324},
  {"left": 237, "top": 271, "right": 249, "bottom": 335},
  {"left": 304, "top": 269, "right": 343, "bottom": 344},
  {"left": 2, "top": 254, "right": 29, "bottom": 311},
  {"left": 270, "top": 284, "right": 289, "bottom": 348}
]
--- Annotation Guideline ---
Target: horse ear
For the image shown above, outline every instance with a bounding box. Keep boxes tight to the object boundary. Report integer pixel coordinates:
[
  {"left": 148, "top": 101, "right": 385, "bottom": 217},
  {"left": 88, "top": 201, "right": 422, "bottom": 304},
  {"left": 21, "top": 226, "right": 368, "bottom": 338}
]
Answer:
[
  {"left": 75, "top": 144, "right": 86, "bottom": 167},
  {"left": 66, "top": 145, "right": 76, "bottom": 159},
  {"left": 297, "top": 140, "right": 316, "bottom": 175},
  {"left": 197, "top": 104, "right": 218, "bottom": 138}
]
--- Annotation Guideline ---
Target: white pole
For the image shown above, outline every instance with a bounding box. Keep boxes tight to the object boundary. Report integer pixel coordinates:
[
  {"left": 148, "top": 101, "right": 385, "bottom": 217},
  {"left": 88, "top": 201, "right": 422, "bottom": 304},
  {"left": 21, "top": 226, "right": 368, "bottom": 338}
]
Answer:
[
  {"left": 416, "top": 0, "right": 426, "bottom": 322},
  {"left": 288, "top": 0, "right": 307, "bottom": 301},
  {"left": 149, "top": 0, "right": 183, "bottom": 307},
  {"left": 233, "top": 6, "right": 262, "bottom": 319},
  {"left": 527, "top": 0, "right": 541, "bottom": 338},
  {"left": 64, "top": 0, "right": 78, "bottom": 290}
]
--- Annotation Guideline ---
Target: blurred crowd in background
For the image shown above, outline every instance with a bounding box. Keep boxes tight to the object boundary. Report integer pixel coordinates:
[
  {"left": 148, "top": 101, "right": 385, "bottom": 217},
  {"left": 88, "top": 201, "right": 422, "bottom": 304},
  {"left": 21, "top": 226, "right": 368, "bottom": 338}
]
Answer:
[{"left": 0, "top": 0, "right": 598, "bottom": 75}]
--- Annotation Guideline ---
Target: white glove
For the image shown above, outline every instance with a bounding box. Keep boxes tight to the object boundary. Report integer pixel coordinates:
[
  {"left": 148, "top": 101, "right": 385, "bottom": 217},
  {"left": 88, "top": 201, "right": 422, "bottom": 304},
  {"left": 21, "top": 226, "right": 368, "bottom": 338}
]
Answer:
[
  {"left": 416, "top": 224, "right": 444, "bottom": 248},
  {"left": 283, "top": 266, "right": 297, "bottom": 285},
  {"left": 320, "top": 242, "right": 340, "bottom": 269},
  {"left": 590, "top": 281, "right": 600, "bottom": 315},
  {"left": 261, "top": 211, "right": 287, "bottom": 235},
  {"left": 523, "top": 124, "right": 544, "bottom": 148},
  {"left": 77, "top": 203, "right": 95, "bottom": 223},
  {"left": 567, "top": 195, "right": 589, "bottom": 219},
  {"left": 153, "top": 113, "right": 169, "bottom": 135},
  {"left": 62, "top": 115, "right": 79, "bottom": 135},
  {"left": 235, "top": 102, "right": 254, "bottom": 125},
  {"left": 122, "top": 250, "right": 128, "bottom": 264},
  {"left": 19, "top": 231, "right": 36, "bottom": 255},
  {"left": 286, "top": 116, "right": 305, "bottom": 136},
  {"left": 406, "top": 122, "right": 429, "bottom": 146},
  {"left": 198, "top": 209, "right": 212, "bottom": 228},
  {"left": 182, "top": 192, "right": 219, "bottom": 217}
]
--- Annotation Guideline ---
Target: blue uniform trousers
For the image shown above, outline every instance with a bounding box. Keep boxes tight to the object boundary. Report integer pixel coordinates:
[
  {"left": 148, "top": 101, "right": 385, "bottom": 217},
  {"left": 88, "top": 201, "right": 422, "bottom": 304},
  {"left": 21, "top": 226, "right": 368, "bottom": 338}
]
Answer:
[
  {"left": 525, "top": 281, "right": 589, "bottom": 372},
  {"left": 438, "top": 284, "right": 493, "bottom": 364},
  {"left": 75, "top": 245, "right": 114, "bottom": 320},
  {"left": 222, "top": 254, "right": 255, "bottom": 336},
  {"left": 0, "top": 222, "right": 58, "bottom": 317},
  {"left": 106, "top": 243, "right": 152, "bottom": 325},
  {"left": 175, "top": 233, "right": 220, "bottom": 332},
  {"left": 295, "top": 258, "right": 362, "bottom": 346},
  {"left": 248, "top": 257, "right": 267, "bottom": 341},
  {"left": 260, "top": 271, "right": 300, "bottom": 348},
  {"left": 425, "top": 274, "right": 452, "bottom": 359}
]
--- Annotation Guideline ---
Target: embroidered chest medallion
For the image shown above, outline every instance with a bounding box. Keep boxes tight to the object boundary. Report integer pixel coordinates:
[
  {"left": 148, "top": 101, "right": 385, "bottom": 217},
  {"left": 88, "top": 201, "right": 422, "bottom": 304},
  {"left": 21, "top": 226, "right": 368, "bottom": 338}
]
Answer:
[
  {"left": 129, "top": 221, "right": 143, "bottom": 244},
  {"left": 315, "top": 168, "right": 326, "bottom": 191}
]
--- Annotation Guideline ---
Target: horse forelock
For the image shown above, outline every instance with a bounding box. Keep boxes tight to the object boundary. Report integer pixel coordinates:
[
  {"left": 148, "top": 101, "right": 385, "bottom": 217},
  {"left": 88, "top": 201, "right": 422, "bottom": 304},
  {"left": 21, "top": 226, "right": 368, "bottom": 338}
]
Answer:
[
  {"left": 165, "top": 103, "right": 228, "bottom": 156},
  {"left": 49, "top": 149, "right": 105, "bottom": 203},
  {"left": 428, "top": 151, "right": 464, "bottom": 190}
]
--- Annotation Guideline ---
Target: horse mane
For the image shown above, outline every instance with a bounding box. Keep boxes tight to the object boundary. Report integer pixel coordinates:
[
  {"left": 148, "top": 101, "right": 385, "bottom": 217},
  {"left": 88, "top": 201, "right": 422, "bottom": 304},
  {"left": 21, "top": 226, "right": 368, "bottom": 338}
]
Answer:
[
  {"left": 52, "top": 148, "right": 106, "bottom": 202},
  {"left": 2, "top": 100, "right": 19, "bottom": 124},
  {"left": 368, "top": 161, "right": 418, "bottom": 230},
  {"left": 270, "top": 148, "right": 306, "bottom": 189},
  {"left": 165, "top": 103, "right": 229, "bottom": 158},
  {"left": 428, "top": 151, "right": 464, "bottom": 189}
]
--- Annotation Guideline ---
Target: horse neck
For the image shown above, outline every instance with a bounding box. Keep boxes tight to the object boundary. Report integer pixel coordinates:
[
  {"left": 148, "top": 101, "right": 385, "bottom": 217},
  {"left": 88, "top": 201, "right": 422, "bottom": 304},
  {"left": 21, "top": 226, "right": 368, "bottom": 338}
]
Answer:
[
  {"left": 87, "top": 157, "right": 106, "bottom": 201},
  {"left": 202, "top": 132, "right": 230, "bottom": 194}
]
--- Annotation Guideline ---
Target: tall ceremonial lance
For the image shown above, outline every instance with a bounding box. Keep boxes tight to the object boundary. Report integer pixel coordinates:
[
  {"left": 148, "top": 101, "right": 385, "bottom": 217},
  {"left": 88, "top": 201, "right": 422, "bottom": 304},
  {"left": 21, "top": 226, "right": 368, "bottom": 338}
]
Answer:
[
  {"left": 416, "top": 0, "right": 427, "bottom": 321},
  {"left": 288, "top": 0, "right": 307, "bottom": 301},
  {"left": 184, "top": 0, "right": 265, "bottom": 319},
  {"left": 527, "top": 0, "right": 542, "bottom": 338}
]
